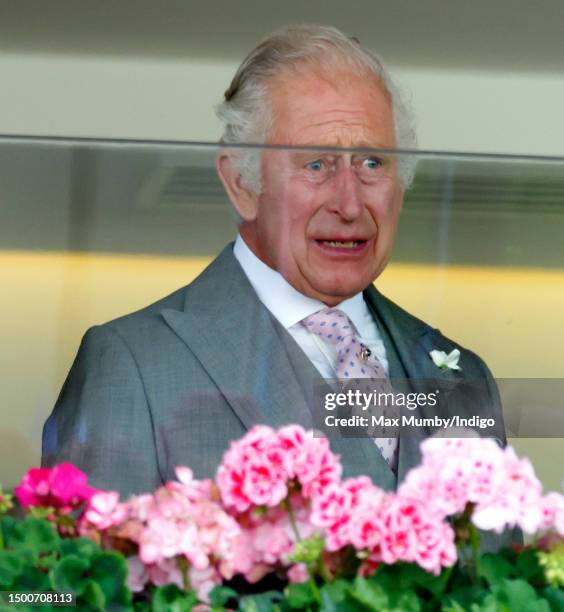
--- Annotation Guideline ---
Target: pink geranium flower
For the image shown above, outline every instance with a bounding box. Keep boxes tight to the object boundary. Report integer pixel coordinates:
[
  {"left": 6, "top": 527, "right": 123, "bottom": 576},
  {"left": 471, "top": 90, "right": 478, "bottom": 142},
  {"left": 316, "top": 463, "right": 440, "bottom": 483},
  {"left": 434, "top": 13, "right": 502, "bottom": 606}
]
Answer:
[
  {"left": 15, "top": 463, "right": 95, "bottom": 511},
  {"left": 49, "top": 463, "right": 97, "bottom": 507},
  {"left": 311, "top": 468, "right": 457, "bottom": 575},
  {"left": 399, "top": 437, "right": 563, "bottom": 537},
  {"left": 119, "top": 467, "right": 247, "bottom": 596},
  {"left": 126, "top": 556, "right": 149, "bottom": 592},
  {"left": 83, "top": 491, "right": 129, "bottom": 531},
  {"left": 312, "top": 477, "right": 378, "bottom": 551},
  {"left": 14, "top": 467, "right": 51, "bottom": 507},
  {"left": 217, "top": 425, "right": 341, "bottom": 512},
  {"left": 292, "top": 436, "right": 342, "bottom": 498},
  {"left": 399, "top": 438, "right": 507, "bottom": 518},
  {"left": 373, "top": 496, "right": 457, "bottom": 575},
  {"left": 288, "top": 563, "right": 309, "bottom": 583},
  {"left": 236, "top": 498, "right": 318, "bottom": 582},
  {"left": 217, "top": 425, "right": 290, "bottom": 512},
  {"left": 472, "top": 448, "right": 544, "bottom": 533},
  {"left": 540, "top": 492, "right": 564, "bottom": 536}
]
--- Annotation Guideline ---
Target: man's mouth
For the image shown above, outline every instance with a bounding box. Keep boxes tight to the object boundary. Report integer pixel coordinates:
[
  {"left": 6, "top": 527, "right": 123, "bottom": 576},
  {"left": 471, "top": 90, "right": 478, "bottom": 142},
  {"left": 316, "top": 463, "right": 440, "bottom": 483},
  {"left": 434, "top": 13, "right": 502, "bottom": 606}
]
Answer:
[
  {"left": 314, "top": 239, "right": 369, "bottom": 254},
  {"left": 318, "top": 240, "right": 362, "bottom": 249}
]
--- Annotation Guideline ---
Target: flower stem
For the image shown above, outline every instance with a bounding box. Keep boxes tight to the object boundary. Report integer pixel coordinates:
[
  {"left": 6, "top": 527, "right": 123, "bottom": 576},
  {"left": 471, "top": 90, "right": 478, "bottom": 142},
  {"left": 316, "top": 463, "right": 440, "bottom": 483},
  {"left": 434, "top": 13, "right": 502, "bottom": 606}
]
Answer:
[
  {"left": 317, "top": 557, "right": 331, "bottom": 584},
  {"left": 308, "top": 573, "right": 322, "bottom": 606},
  {"left": 469, "top": 524, "right": 482, "bottom": 582},
  {"left": 283, "top": 497, "right": 301, "bottom": 542},
  {"left": 177, "top": 556, "right": 192, "bottom": 593}
]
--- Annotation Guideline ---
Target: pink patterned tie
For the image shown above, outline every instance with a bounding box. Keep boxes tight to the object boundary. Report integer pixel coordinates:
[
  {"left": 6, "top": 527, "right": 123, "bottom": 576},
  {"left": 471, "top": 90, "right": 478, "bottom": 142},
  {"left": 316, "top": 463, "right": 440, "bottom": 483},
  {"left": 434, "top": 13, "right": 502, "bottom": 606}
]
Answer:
[{"left": 303, "top": 307, "right": 398, "bottom": 471}]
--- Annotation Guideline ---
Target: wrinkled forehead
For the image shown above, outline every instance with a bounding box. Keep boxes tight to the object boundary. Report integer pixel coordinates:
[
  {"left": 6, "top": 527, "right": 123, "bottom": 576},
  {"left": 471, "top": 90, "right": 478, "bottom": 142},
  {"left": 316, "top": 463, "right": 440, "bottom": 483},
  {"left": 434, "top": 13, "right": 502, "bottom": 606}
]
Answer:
[{"left": 265, "top": 63, "right": 396, "bottom": 149}]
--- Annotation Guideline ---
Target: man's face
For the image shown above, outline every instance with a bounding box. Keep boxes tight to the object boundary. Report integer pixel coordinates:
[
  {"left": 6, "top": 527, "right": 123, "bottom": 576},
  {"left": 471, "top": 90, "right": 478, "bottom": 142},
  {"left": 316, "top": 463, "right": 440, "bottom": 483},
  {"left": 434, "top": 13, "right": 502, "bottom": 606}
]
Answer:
[{"left": 240, "top": 68, "right": 404, "bottom": 305}]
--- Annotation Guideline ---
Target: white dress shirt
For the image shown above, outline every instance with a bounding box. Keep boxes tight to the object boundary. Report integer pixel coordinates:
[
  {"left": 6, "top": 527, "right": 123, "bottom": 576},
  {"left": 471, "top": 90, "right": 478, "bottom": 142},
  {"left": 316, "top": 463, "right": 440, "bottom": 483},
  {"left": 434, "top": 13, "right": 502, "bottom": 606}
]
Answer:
[{"left": 233, "top": 235, "right": 389, "bottom": 377}]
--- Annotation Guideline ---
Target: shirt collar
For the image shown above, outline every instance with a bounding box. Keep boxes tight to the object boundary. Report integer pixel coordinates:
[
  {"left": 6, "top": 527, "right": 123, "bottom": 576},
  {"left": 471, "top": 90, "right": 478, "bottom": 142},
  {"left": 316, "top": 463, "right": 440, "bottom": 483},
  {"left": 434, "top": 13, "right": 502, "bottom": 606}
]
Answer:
[{"left": 233, "top": 235, "right": 367, "bottom": 331}]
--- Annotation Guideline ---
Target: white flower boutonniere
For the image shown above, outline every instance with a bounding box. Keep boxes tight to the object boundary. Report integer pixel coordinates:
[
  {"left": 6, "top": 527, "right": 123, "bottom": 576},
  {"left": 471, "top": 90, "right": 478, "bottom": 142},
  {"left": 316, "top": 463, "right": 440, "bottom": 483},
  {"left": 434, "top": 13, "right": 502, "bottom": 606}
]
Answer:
[{"left": 430, "top": 348, "right": 461, "bottom": 371}]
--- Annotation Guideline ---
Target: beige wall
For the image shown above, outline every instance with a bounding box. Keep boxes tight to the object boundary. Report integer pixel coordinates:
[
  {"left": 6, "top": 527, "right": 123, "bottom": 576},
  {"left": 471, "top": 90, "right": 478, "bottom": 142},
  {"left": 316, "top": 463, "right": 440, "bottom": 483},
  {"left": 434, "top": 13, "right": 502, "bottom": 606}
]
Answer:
[
  {"left": 1, "top": 52, "right": 562, "bottom": 491},
  {"left": 1, "top": 53, "right": 564, "bottom": 155}
]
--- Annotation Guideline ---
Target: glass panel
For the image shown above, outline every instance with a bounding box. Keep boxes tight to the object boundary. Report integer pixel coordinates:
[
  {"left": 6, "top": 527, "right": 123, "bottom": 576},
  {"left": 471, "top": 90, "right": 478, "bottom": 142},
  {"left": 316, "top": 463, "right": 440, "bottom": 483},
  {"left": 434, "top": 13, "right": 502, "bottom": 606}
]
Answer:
[{"left": 1, "top": 137, "right": 563, "bottom": 488}]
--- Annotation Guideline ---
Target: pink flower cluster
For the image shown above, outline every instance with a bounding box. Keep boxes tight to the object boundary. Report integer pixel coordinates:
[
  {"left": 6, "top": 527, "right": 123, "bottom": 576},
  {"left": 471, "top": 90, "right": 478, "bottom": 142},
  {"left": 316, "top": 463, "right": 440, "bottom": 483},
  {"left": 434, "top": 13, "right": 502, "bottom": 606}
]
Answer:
[
  {"left": 399, "top": 438, "right": 564, "bottom": 536},
  {"left": 311, "top": 476, "right": 457, "bottom": 575},
  {"left": 235, "top": 497, "right": 319, "bottom": 583},
  {"left": 217, "top": 425, "right": 342, "bottom": 512},
  {"left": 15, "top": 427, "right": 564, "bottom": 603},
  {"left": 79, "top": 467, "right": 246, "bottom": 602},
  {"left": 539, "top": 493, "right": 564, "bottom": 536},
  {"left": 215, "top": 425, "right": 342, "bottom": 582},
  {"left": 216, "top": 426, "right": 458, "bottom": 577},
  {"left": 15, "top": 463, "right": 96, "bottom": 512}
]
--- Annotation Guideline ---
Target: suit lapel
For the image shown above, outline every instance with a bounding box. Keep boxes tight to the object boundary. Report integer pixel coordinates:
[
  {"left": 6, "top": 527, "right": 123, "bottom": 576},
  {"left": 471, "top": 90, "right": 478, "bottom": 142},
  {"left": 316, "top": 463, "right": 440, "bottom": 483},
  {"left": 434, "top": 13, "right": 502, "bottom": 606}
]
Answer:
[
  {"left": 159, "top": 246, "right": 396, "bottom": 490},
  {"left": 160, "top": 245, "right": 312, "bottom": 431},
  {"left": 364, "top": 285, "right": 463, "bottom": 482}
]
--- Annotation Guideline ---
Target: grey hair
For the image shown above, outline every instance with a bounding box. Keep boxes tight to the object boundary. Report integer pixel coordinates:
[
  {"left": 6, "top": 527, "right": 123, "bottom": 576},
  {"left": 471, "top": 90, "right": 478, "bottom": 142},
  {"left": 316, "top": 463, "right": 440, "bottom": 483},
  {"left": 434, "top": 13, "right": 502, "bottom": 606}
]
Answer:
[{"left": 216, "top": 24, "right": 418, "bottom": 191}]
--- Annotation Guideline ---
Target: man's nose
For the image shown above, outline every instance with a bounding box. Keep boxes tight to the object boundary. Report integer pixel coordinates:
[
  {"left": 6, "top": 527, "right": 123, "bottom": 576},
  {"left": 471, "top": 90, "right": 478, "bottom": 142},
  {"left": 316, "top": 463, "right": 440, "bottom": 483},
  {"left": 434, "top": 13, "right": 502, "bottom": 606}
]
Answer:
[{"left": 327, "top": 165, "right": 364, "bottom": 221}]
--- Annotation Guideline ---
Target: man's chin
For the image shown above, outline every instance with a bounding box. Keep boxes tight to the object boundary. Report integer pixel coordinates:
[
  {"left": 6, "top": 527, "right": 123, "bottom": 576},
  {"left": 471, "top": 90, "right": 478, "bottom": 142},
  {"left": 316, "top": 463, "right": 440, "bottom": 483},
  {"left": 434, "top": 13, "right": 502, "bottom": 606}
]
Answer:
[{"left": 307, "top": 278, "right": 371, "bottom": 305}]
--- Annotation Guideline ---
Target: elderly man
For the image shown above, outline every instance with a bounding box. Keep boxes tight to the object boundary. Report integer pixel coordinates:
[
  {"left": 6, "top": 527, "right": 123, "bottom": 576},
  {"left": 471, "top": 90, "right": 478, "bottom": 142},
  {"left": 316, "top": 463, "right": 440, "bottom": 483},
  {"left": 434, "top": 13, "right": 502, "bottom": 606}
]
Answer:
[{"left": 42, "top": 26, "right": 504, "bottom": 505}]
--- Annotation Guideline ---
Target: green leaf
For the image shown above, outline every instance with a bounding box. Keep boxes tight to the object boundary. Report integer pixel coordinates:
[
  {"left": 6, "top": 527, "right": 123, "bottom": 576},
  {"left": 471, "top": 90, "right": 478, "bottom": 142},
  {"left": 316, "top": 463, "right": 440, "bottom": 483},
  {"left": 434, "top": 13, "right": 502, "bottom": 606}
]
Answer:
[
  {"left": 0, "top": 551, "right": 24, "bottom": 588},
  {"left": 491, "top": 578, "right": 549, "bottom": 611},
  {"left": 348, "top": 576, "right": 388, "bottom": 611},
  {"left": 208, "top": 584, "right": 238, "bottom": 608},
  {"left": 152, "top": 584, "right": 197, "bottom": 612},
  {"left": 440, "top": 602, "right": 467, "bottom": 612},
  {"left": 90, "top": 551, "right": 128, "bottom": 602},
  {"left": 80, "top": 579, "right": 107, "bottom": 610},
  {"left": 320, "top": 579, "right": 349, "bottom": 604},
  {"left": 319, "top": 579, "right": 368, "bottom": 611},
  {"left": 478, "top": 554, "right": 516, "bottom": 587},
  {"left": 320, "top": 593, "right": 366, "bottom": 612},
  {"left": 542, "top": 586, "right": 564, "bottom": 612},
  {"left": 50, "top": 554, "right": 90, "bottom": 593},
  {"left": 239, "top": 591, "right": 284, "bottom": 612},
  {"left": 441, "top": 585, "right": 490, "bottom": 612},
  {"left": 0, "top": 601, "right": 35, "bottom": 612},
  {"left": 417, "top": 569, "right": 452, "bottom": 599},
  {"left": 391, "top": 590, "right": 421, "bottom": 612},
  {"left": 0, "top": 516, "right": 9, "bottom": 550},
  {"left": 385, "top": 562, "right": 450, "bottom": 600},
  {"left": 469, "top": 595, "right": 501, "bottom": 612},
  {"left": 37, "top": 551, "right": 58, "bottom": 571},
  {"left": 355, "top": 566, "right": 423, "bottom": 610},
  {"left": 11, "top": 566, "right": 51, "bottom": 592},
  {"left": 3, "top": 518, "right": 59, "bottom": 559},
  {"left": 516, "top": 549, "right": 544, "bottom": 582},
  {"left": 284, "top": 582, "right": 316, "bottom": 609},
  {"left": 60, "top": 536, "right": 100, "bottom": 560}
]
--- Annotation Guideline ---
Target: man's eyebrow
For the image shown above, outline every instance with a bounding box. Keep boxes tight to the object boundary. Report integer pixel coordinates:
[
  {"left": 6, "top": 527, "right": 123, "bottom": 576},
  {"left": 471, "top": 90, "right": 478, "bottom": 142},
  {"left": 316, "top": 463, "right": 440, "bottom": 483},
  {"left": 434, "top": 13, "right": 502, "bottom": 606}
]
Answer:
[
  {"left": 289, "top": 145, "right": 393, "bottom": 158},
  {"left": 289, "top": 151, "right": 339, "bottom": 165}
]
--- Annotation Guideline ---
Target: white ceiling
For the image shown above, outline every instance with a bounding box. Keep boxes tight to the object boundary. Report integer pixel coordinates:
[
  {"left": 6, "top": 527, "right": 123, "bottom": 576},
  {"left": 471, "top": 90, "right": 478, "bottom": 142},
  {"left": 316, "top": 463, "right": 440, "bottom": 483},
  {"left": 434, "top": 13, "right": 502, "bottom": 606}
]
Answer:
[{"left": 1, "top": 0, "right": 563, "bottom": 72}]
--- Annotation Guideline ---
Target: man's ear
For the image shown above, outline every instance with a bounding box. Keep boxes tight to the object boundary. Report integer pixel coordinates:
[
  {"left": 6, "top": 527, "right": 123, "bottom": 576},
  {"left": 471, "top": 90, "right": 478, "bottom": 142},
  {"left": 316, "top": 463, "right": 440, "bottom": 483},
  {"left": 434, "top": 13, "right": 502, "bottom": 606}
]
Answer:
[{"left": 216, "top": 153, "right": 259, "bottom": 221}]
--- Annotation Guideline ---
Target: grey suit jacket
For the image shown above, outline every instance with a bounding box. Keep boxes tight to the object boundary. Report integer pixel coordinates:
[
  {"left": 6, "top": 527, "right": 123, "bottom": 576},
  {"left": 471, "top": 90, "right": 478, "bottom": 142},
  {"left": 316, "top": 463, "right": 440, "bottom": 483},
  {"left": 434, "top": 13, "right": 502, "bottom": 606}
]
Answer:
[{"left": 42, "top": 244, "right": 505, "bottom": 503}]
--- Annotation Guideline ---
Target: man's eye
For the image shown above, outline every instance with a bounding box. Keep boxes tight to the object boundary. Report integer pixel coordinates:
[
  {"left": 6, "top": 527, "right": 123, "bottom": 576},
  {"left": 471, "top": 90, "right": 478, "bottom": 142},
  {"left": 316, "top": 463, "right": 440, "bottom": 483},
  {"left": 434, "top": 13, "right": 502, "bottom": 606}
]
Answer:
[
  {"left": 362, "top": 157, "right": 381, "bottom": 170},
  {"left": 306, "top": 160, "right": 324, "bottom": 172}
]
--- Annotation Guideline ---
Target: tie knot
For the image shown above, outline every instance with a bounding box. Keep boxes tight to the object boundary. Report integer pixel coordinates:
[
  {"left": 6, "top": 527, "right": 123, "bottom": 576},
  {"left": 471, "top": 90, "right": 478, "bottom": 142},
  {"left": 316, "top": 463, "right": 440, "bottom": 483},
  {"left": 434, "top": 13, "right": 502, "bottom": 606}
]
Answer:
[{"left": 302, "top": 308, "right": 356, "bottom": 344}]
